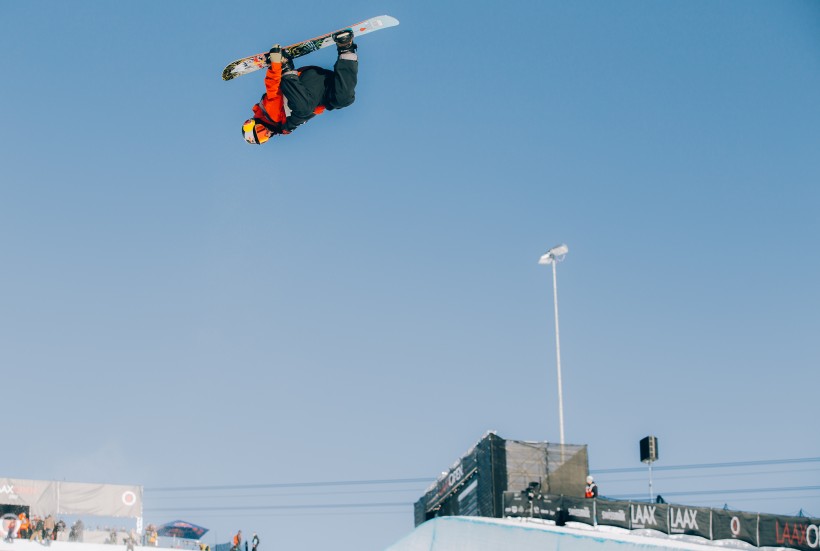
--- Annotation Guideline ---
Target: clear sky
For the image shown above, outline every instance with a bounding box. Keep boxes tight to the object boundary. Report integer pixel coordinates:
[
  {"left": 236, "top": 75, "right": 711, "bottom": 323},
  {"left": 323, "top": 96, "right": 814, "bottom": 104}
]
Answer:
[{"left": 1, "top": 1, "right": 819, "bottom": 550}]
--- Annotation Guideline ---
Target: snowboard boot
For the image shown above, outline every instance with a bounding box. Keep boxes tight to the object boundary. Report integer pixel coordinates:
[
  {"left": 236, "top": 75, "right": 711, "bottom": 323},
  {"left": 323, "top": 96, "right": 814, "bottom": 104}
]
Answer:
[{"left": 332, "top": 30, "right": 357, "bottom": 60}]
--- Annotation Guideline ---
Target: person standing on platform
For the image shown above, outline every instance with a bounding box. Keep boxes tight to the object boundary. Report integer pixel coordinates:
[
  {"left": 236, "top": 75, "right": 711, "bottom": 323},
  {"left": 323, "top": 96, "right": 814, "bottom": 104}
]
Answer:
[{"left": 585, "top": 475, "right": 599, "bottom": 498}]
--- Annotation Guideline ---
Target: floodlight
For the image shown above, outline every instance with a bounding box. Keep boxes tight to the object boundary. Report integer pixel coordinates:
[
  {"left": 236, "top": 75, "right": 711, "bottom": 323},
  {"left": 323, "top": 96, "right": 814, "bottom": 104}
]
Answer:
[{"left": 538, "top": 244, "right": 569, "bottom": 265}]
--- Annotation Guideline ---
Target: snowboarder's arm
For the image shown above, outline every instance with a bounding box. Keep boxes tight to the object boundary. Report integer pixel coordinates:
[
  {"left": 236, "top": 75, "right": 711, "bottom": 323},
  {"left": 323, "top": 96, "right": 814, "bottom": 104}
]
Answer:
[
  {"left": 258, "top": 47, "right": 287, "bottom": 126},
  {"left": 265, "top": 45, "right": 284, "bottom": 97},
  {"left": 264, "top": 60, "right": 282, "bottom": 97}
]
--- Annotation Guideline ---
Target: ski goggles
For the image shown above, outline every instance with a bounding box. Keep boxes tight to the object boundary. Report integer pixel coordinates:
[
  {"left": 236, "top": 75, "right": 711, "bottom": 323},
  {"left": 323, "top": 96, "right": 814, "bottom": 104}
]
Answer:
[{"left": 242, "top": 119, "right": 273, "bottom": 144}]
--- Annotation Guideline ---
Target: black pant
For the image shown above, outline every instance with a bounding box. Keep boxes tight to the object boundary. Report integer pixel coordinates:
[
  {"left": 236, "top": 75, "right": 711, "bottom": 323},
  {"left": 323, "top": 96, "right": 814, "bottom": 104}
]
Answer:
[{"left": 280, "top": 58, "right": 357, "bottom": 132}]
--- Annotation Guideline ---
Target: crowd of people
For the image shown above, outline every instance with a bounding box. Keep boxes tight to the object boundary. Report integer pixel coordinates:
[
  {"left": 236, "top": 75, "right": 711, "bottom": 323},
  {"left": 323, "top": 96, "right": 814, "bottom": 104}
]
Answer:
[
  {"left": 2, "top": 514, "right": 145, "bottom": 546},
  {"left": 3, "top": 513, "right": 66, "bottom": 543},
  {"left": 3, "top": 515, "right": 260, "bottom": 551}
]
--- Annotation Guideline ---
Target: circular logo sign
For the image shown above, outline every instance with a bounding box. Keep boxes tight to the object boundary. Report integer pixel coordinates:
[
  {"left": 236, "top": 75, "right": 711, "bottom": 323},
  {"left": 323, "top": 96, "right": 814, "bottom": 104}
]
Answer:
[
  {"left": 730, "top": 516, "right": 741, "bottom": 537},
  {"left": 122, "top": 491, "right": 137, "bottom": 506}
]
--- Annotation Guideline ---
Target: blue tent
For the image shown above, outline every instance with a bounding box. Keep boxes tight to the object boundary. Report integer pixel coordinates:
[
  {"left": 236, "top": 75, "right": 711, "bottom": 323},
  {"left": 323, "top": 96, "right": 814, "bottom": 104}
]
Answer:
[{"left": 156, "top": 520, "right": 208, "bottom": 540}]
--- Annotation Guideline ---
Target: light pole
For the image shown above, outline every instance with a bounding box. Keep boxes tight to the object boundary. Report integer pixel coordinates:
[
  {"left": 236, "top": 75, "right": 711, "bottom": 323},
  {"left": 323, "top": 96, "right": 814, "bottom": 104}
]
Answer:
[{"left": 539, "top": 244, "right": 569, "bottom": 446}]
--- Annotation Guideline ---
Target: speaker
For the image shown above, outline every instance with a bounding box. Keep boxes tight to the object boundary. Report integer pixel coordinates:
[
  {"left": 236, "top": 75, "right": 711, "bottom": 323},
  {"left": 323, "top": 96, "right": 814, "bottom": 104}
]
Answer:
[{"left": 640, "top": 436, "right": 658, "bottom": 463}]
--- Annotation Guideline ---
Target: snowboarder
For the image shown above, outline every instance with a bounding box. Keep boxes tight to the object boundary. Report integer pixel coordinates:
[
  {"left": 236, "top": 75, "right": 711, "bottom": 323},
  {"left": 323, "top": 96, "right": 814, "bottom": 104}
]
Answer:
[
  {"left": 585, "top": 475, "right": 599, "bottom": 498},
  {"left": 242, "top": 30, "right": 358, "bottom": 144}
]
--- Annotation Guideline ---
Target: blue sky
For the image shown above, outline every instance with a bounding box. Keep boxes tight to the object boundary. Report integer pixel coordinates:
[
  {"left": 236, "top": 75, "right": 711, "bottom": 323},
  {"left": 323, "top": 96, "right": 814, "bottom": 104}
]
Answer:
[{"left": 1, "top": 1, "right": 819, "bottom": 550}]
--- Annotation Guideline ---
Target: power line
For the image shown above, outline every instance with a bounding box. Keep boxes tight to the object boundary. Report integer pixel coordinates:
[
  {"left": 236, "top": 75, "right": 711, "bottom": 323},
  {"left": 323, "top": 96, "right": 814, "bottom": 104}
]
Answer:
[
  {"left": 149, "top": 487, "right": 427, "bottom": 500},
  {"left": 147, "top": 478, "right": 432, "bottom": 492},
  {"left": 592, "top": 457, "right": 820, "bottom": 475},
  {"left": 609, "top": 484, "right": 820, "bottom": 500},
  {"left": 597, "top": 466, "right": 820, "bottom": 484},
  {"left": 144, "top": 502, "right": 412, "bottom": 512},
  {"left": 144, "top": 457, "right": 820, "bottom": 494},
  {"left": 140, "top": 456, "right": 820, "bottom": 519}
]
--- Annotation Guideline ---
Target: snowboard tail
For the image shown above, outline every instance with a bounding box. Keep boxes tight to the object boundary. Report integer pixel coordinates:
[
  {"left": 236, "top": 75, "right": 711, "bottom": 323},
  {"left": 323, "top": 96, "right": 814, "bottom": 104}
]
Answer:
[{"left": 222, "top": 15, "right": 399, "bottom": 81}]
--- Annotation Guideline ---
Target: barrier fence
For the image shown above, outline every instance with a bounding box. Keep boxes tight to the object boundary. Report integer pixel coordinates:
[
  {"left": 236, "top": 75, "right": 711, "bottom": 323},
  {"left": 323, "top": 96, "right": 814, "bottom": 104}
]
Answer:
[{"left": 503, "top": 493, "right": 820, "bottom": 551}]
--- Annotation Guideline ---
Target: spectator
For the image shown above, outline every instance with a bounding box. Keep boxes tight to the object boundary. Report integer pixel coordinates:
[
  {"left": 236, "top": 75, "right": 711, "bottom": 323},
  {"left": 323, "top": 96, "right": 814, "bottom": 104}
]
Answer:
[
  {"left": 18, "top": 513, "right": 29, "bottom": 539},
  {"left": 251, "top": 533, "right": 259, "bottom": 551},
  {"left": 232, "top": 530, "right": 242, "bottom": 551},
  {"left": 30, "top": 516, "right": 43, "bottom": 542},
  {"left": 4, "top": 517, "right": 16, "bottom": 542},
  {"left": 44, "top": 515, "right": 56, "bottom": 543},
  {"left": 585, "top": 475, "right": 599, "bottom": 498},
  {"left": 126, "top": 529, "right": 138, "bottom": 551}
]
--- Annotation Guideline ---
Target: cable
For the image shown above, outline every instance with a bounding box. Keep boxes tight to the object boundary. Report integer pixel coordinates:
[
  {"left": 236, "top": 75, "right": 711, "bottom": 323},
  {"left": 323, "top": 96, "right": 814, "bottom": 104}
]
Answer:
[
  {"left": 609, "top": 484, "right": 820, "bottom": 500},
  {"left": 147, "top": 478, "right": 433, "bottom": 492},
  {"left": 596, "top": 466, "right": 820, "bottom": 484},
  {"left": 144, "top": 502, "right": 412, "bottom": 512},
  {"left": 148, "top": 487, "right": 427, "bottom": 500},
  {"left": 139, "top": 456, "right": 820, "bottom": 519},
  {"left": 592, "top": 457, "right": 820, "bottom": 475},
  {"left": 145, "top": 457, "right": 820, "bottom": 493}
]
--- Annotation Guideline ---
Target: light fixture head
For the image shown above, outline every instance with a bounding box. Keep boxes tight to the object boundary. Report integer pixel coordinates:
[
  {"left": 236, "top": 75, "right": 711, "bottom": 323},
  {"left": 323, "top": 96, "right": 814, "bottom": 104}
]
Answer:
[
  {"left": 538, "top": 244, "right": 569, "bottom": 264},
  {"left": 550, "top": 244, "right": 569, "bottom": 256}
]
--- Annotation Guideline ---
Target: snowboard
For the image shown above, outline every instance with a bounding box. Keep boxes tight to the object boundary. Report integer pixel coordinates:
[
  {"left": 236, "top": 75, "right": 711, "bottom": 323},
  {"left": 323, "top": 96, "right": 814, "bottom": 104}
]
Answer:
[{"left": 222, "top": 15, "right": 399, "bottom": 81}]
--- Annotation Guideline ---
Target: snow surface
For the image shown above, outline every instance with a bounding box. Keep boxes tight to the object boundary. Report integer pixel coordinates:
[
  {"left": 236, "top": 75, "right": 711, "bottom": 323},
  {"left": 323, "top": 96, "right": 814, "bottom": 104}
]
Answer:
[
  {"left": 0, "top": 540, "right": 178, "bottom": 551},
  {"left": 385, "top": 516, "right": 794, "bottom": 551}
]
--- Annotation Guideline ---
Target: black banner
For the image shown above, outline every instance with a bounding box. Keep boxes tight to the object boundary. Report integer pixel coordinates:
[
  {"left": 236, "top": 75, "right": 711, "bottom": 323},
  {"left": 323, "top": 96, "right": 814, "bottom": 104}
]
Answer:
[
  {"left": 534, "top": 495, "right": 561, "bottom": 521},
  {"left": 455, "top": 479, "right": 479, "bottom": 517},
  {"left": 492, "top": 492, "right": 820, "bottom": 551},
  {"left": 0, "top": 505, "right": 28, "bottom": 517},
  {"left": 759, "top": 514, "right": 820, "bottom": 551},
  {"left": 422, "top": 456, "right": 478, "bottom": 512},
  {"left": 416, "top": 432, "right": 507, "bottom": 525},
  {"left": 630, "top": 502, "right": 669, "bottom": 533},
  {"left": 712, "top": 509, "right": 758, "bottom": 546},
  {"left": 503, "top": 492, "right": 561, "bottom": 521},
  {"left": 596, "top": 499, "right": 630, "bottom": 529},
  {"left": 503, "top": 491, "right": 530, "bottom": 518},
  {"left": 668, "top": 505, "right": 710, "bottom": 539},
  {"left": 562, "top": 496, "right": 595, "bottom": 526}
]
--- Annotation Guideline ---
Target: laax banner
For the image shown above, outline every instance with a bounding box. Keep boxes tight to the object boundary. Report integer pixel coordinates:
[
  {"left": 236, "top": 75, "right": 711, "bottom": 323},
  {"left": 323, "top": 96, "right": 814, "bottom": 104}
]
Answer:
[
  {"left": 668, "top": 505, "right": 710, "bottom": 539},
  {"left": 503, "top": 494, "right": 820, "bottom": 551},
  {"left": 759, "top": 514, "right": 820, "bottom": 551},
  {"left": 630, "top": 502, "right": 669, "bottom": 533},
  {"left": 712, "top": 508, "right": 758, "bottom": 546},
  {"left": 0, "top": 478, "right": 142, "bottom": 518}
]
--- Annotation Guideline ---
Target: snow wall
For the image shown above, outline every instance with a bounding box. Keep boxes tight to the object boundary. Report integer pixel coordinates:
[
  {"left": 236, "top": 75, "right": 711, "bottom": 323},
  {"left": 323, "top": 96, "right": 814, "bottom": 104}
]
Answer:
[
  {"left": 386, "top": 516, "right": 744, "bottom": 551},
  {"left": 0, "top": 540, "right": 178, "bottom": 551}
]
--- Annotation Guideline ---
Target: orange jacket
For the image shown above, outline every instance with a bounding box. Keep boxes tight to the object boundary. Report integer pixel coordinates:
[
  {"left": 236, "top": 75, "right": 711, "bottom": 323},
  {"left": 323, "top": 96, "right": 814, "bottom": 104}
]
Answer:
[{"left": 252, "top": 61, "right": 287, "bottom": 131}]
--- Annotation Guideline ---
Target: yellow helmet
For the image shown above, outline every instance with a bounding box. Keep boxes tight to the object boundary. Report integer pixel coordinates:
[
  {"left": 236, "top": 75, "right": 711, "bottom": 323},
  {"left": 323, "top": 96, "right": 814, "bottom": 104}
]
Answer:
[{"left": 242, "top": 118, "right": 274, "bottom": 144}]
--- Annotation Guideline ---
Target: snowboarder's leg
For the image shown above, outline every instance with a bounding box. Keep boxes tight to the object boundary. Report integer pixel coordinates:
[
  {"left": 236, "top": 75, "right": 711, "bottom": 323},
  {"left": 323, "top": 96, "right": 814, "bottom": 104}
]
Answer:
[
  {"left": 324, "top": 57, "right": 358, "bottom": 110},
  {"left": 280, "top": 68, "right": 326, "bottom": 128}
]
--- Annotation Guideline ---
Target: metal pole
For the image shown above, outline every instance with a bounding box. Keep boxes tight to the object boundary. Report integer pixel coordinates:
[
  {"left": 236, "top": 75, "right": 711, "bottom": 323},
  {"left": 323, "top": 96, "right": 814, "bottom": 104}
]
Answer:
[
  {"left": 648, "top": 463, "right": 654, "bottom": 501},
  {"left": 551, "top": 260, "right": 565, "bottom": 447}
]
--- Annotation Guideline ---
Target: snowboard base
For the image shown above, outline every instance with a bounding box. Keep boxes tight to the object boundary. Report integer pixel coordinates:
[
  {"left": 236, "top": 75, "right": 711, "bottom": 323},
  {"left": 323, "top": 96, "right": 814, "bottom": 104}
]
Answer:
[{"left": 222, "top": 15, "right": 399, "bottom": 81}]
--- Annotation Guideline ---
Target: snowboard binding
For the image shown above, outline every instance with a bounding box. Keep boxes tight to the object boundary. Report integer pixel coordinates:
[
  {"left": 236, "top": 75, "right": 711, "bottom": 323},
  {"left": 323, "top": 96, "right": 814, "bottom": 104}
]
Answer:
[{"left": 332, "top": 30, "right": 357, "bottom": 55}]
